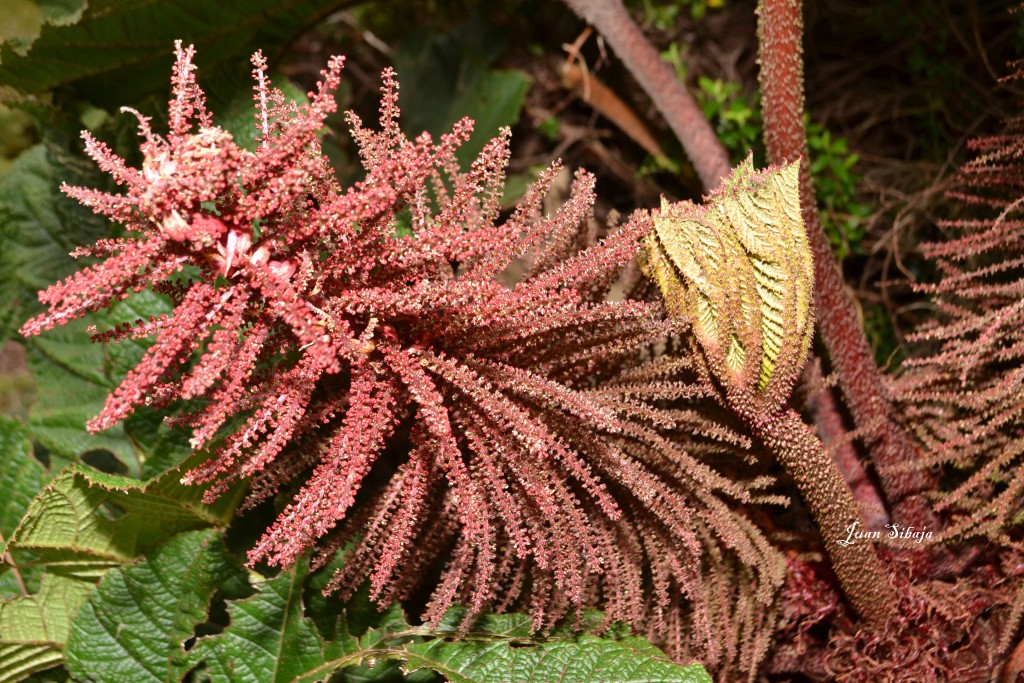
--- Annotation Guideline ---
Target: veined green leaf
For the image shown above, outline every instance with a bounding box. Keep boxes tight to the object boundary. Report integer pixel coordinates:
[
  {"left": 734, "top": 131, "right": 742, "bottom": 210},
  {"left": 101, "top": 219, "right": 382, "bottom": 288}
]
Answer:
[
  {"left": 294, "top": 608, "right": 710, "bottom": 683},
  {"left": 392, "top": 17, "right": 530, "bottom": 168},
  {"left": 400, "top": 634, "right": 711, "bottom": 683},
  {"left": 64, "top": 529, "right": 247, "bottom": 683},
  {"left": 189, "top": 563, "right": 326, "bottom": 683},
  {"left": 6, "top": 461, "right": 241, "bottom": 576},
  {"left": 0, "top": 0, "right": 87, "bottom": 60},
  {"left": 0, "top": 142, "right": 109, "bottom": 347},
  {"left": 1, "top": 448, "right": 241, "bottom": 682},
  {"left": 0, "top": 0, "right": 355, "bottom": 107},
  {"left": 0, "top": 417, "right": 44, "bottom": 554},
  {"left": 0, "top": 572, "right": 95, "bottom": 683}
]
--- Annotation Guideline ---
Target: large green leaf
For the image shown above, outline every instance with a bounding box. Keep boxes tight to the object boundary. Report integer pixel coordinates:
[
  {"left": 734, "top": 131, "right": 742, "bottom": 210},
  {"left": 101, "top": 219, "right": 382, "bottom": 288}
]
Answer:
[
  {"left": 0, "top": 445, "right": 241, "bottom": 681},
  {"left": 0, "top": 0, "right": 353, "bottom": 107},
  {"left": 188, "top": 552, "right": 705, "bottom": 683},
  {"left": 64, "top": 529, "right": 247, "bottom": 683},
  {"left": 400, "top": 632, "right": 711, "bottom": 683},
  {"left": 23, "top": 335, "right": 137, "bottom": 471},
  {"left": 0, "top": 572, "right": 95, "bottom": 683},
  {"left": 0, "top": 141, "right": 109, "bottom": 346},
  {"left": 190, "top": 557, "right": 420, "bottom": 683},
  {"left": 6, "top": 461, "right": 240, "bottom": 576},
  {"left": 293, "top": 608, "right": 711, "bottom": 683},
  {"left": 0, "top": 416, "right": 44, "bottom": 552},
  {"left": 0, "top": 0, "right": 87, "bottom": 60},
  {"left": 0, "top": 419, "right": 56, "bottom": 681},
  {"left": 189, "top": 563, "right": 326, "bottom": 683},
  {"left": 0, "top": 138, "right": 173, "bottom": 466},
  {"left": 392, "top": 16, "right": 531, "bottom": 168}
]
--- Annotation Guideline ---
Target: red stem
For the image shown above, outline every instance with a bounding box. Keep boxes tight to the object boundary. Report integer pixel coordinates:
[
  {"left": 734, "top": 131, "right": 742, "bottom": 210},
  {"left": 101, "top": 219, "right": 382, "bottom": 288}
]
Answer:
[
  {"left": 756, "top": 0, "right": 936, "bottom": 521},
  {"left": 803, "top": 358, "right": 888, "bottom": 530},
  {"left": 561, "top": 0, "right": 732, "bottom": 191},
  {"left": 751, "top": 408, "right": 898, "bottom": 625}
]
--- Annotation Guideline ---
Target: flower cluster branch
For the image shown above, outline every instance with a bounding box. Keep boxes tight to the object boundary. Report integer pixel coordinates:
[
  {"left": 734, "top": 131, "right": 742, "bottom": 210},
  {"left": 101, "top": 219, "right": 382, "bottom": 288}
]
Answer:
[{"left": 20, "top": 43, "right": 783, "bottom": 671}]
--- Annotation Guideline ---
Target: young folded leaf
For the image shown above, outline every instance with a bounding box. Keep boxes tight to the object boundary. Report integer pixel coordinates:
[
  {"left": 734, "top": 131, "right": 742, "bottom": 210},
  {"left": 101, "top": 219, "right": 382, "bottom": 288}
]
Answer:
[
  {"left": 644, "top": 157, "right": 813, "bottom": 414},
  {"left": 643, "top": 158, "right": 898, "bottom": 625}
]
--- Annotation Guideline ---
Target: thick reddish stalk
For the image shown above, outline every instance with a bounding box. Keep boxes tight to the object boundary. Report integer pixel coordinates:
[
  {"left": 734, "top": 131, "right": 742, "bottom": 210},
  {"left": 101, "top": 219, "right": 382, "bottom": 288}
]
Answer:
[
  {"left": 561, "top": 0, "right": 731, "bottom": 191},
  {"left": 751, "top": 408, "right": 898, "bottom": 625},
  {"left": 756, "top": 0, "right": 935, "bottom": 520},
  {"left": 803, "top": 359, "right": 888, "bottom": 530}
]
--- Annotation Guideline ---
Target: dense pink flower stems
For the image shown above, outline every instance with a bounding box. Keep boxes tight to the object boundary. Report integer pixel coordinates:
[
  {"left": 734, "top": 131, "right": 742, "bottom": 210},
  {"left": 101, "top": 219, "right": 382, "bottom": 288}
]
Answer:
[{"left": 21, "top": 43, "right": 782, "bottom": 671}]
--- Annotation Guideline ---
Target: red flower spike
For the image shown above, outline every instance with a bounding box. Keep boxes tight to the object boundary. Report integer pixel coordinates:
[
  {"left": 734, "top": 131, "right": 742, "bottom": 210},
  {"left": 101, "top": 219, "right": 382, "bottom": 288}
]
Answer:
[{"left": 21, "top": 42, "right": 783, "bottom": 673}]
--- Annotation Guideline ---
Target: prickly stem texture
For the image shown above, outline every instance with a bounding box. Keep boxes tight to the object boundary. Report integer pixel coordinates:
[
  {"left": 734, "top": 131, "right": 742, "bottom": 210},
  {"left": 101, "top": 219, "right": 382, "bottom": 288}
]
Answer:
[
  {"left": 751, "top": 408, "right": 898, "bottom": 625},
  {"left": 756, "top": 0, "right": 936, "bottom": 520},
  {"left": 803, "top": 358, "right": 888, "bottom": 530},
  {"left": 562, "top": 0, "right": 731, "bottom": 191}
]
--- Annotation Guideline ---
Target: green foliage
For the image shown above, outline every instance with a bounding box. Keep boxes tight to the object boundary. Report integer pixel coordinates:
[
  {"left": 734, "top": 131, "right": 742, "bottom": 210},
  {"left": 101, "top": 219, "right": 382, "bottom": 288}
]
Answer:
[
  {"left": 5, "top": 505, "right": 712, "bottom": 683},
  {"left": 633, "top": 0, "right": 725, "bottom": 26},
  {"left": 806, "top": 118, "right": 873, "bottom": 262},
  {"left": 0, "top": 141, "right": 109, "bottom": 345},
  {"left": 0, "top": 417, "right": 43, "bottom": 550},
  {"left": 0, "top": 452, "right": 242, "bottom": 682},
  {"left": 0, "top": 0, "right": 87, "bottom": 59},
  {"left": 0, "top": 106, "right": 35, "bottom": 175},
  {"left": 64, "top": 529, "right": 248, "bottom": 683},
  {"left": 0, "top": 0, "right": 353, "bottom": 107},
  {"left": 0, "top": 444, "right": 710, "bottom": 681},
  {"left": 399, "top": 612, "right": 711, "bottom": 683},
  {"left": 391, "top": 17, "right": 531, "bottom": 168},
  {"left": 0, "top": 573, "right": 95, "bottom": 682},
  {"left": 7, "top": 464, "right": 233, "bottom": 570},
  {"left": 694, "top": 77, "right": 762, "bottom": 163},
  {"left": 189, "top": 562, "right": 330, "bottom": 683}
]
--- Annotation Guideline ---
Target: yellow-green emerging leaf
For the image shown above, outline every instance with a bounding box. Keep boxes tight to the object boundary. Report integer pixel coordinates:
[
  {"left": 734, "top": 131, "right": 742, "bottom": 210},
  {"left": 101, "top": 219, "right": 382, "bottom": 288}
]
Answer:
[{"left": 644, "top": 157, "right": 812, "bottom": 407}]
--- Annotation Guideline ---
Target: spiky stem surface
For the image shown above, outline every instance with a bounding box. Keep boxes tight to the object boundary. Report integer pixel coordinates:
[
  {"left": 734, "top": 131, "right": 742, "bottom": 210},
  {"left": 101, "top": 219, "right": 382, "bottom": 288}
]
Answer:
[
  {"left": 756, "top": 0, "right": 934, "bottom": 520},
  {"left": 561, "top": 0, "right": 731, "bottom": 191},
  {"left": 803, "top": 359, "right": 888, "bottom": 530},
  {"left": 752, "top": 408, "right": 897, "bottom": 624}
]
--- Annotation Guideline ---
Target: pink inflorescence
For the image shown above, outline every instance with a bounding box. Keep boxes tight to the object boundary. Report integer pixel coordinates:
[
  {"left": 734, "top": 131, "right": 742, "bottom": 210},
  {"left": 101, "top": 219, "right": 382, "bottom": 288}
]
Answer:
[{"left": 21, "top": 42, "right": 780, "bottom": 661}]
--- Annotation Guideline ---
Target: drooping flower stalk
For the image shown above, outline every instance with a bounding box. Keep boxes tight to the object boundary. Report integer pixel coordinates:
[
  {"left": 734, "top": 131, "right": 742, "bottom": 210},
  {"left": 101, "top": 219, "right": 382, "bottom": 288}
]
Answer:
[
  {"left": 756, "top": 0, "right": 935, "bottom": 524},
  {"left": 898, "top": 75, "right": 1024, "bottom": 542},
  {"left": 643, "top": 158, "right": 898, "bottom": 624}
]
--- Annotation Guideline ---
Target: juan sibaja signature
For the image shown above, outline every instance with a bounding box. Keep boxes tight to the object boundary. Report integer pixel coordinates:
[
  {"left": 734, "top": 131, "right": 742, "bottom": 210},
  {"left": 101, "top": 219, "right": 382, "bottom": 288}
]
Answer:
[{"left": 837, "top": 521, "right": 934, "bottom": 547}]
